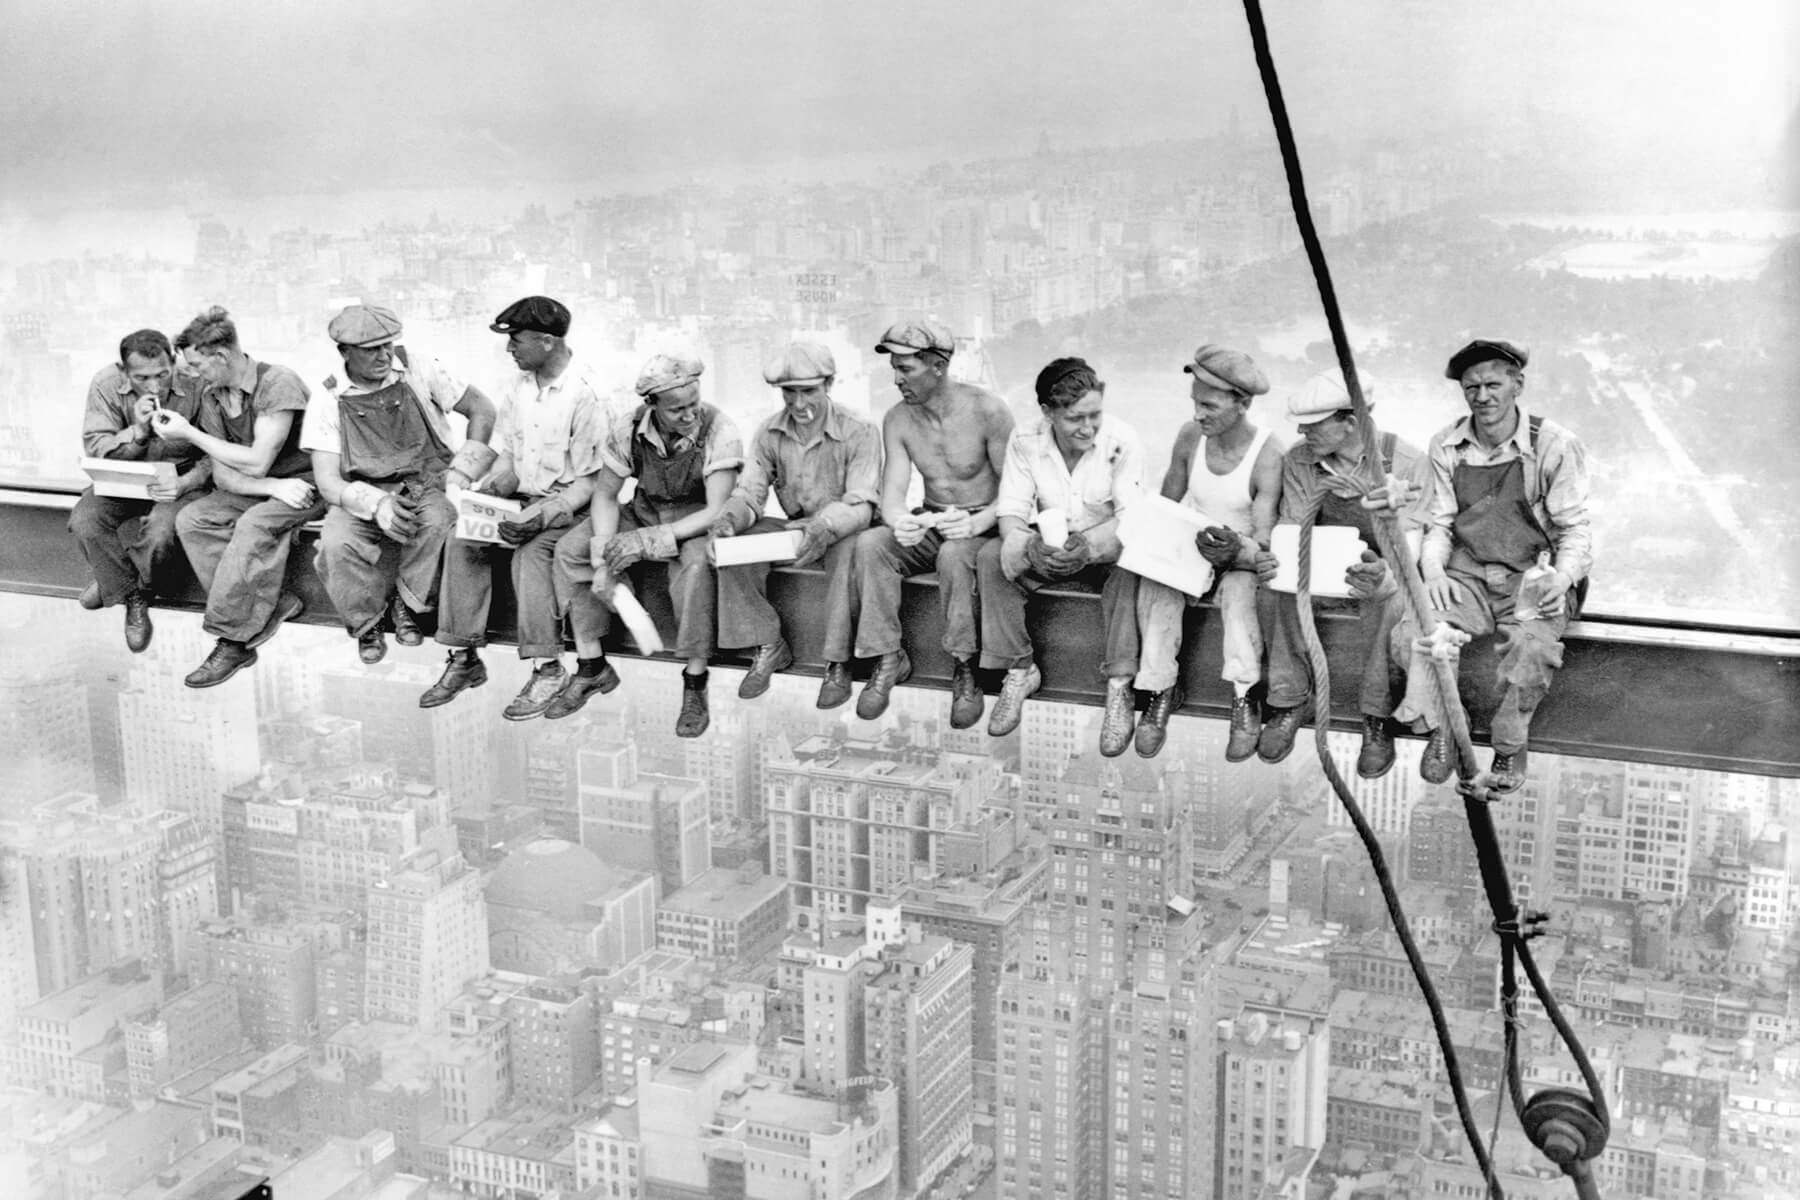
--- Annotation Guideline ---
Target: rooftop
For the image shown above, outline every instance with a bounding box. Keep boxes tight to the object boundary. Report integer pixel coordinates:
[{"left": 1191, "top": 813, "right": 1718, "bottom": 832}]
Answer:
[{"left": 659, "top": 865, "right": 787, "bottom": 919}]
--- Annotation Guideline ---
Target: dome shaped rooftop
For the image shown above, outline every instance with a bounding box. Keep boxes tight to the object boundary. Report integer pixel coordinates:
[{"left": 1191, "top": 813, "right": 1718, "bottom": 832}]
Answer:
[{"left": 485, "top": 838, "right": 635, "bottom": 921}]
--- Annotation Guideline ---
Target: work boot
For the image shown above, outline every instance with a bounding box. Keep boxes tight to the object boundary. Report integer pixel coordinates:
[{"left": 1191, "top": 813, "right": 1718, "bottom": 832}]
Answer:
[
  {"left": 78, "top": 581, "right": 103, "bottom": 610},
  {"left": 1419, "top": 727, "right": 1453, "bottom": 785},
  {"left": 738, "top": 637, "right": 793, "bottom": 700},
  {"left": 1256, "top": 702, "right": 1312, "bottom": 764},
  {"left": 1135, "top": 685, "right": 1184, "bottom": 759},
  {"left": 817, "top": 662, "right": 853, "bottom": 710},
  {"left": 987, "top": 664, "right": 1040, "bottom": 737},
  {"left": 1488, "top": 748, "right": 1530, "bottom": 794},
  {"left": 358, "top": 628, "right": 388, "bottom": 665},
  {"left": 676, "top": 670, "right": 710, "bottom": 739},
  {"left": 1225, "top": 694, "right": 1260, "bottom": 763},
  {"left": 1356, "top": 715, "right": 1396, "bottom": 780},
  {"left": 390, "top": 595, "right": 423, "bottom": 647},
  {"left": 503, "top": 660, "right": 569, "bottom": 722},
  {"left": 544, "top": 658, "right": 620, "bottom": 719},
  {"left": 185, "top": 639, "right": 257, "bottom": 689},
  {"left": 856, "top": 650, "right": 912, "bottom": 720},
  {"left": 1098, "top": 677, "right": 1136, "bottom": 758},
  {"left": 949, "top": 657, "right": 984, "bottom": 730},
  {"left": 247, "top": 592, "right": 305, "bottom": 650},
  {"left": 123, "top": 590, "right": 154, "bottom": 654},
  {"left": 419, "top": 650, "right": 487, "bottom": 708}
]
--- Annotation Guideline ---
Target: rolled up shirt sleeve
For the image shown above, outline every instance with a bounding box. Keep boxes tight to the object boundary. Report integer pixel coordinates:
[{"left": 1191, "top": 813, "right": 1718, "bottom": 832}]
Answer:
[
  {"left": 993, "top": 431, "right": 1038, "bottom": 526},
  {"left": 702, "top": 412, "right": 745, "bottom": 475},
  {"left": 1539, "top": 426, "right": 1593, "bottom": 581},
  {"left": 599, "top": 409, "right": 637, "bottom": 478},
  {"left": 298, "top": 391, "right": 341, "bottom": 456}
]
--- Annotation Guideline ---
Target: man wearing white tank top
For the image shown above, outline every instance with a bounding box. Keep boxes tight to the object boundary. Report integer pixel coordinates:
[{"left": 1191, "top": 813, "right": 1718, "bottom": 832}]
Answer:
[{"left": 1134, "top": 344, "right": 1284, "bottom": 759}]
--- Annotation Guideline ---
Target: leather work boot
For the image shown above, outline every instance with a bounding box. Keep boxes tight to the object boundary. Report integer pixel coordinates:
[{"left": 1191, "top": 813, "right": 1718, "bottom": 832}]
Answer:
[
  {"left": 987, "top": 664, "right": 1041, "bottom": 737},
  {"left": 1418, "top": 727, "right": 1454, "bottom": 785},
  {"left": 948, "top": 657, "right": 984, "bottom": 730},
  {"left": 1488, "top": 748, "right": 1530, "bottom": 794},
  {"left": 123, "top": 590, "right": 154, "bottom": 654},
  {"left": 390, "top": 595, "right": 424, "bottom": 647},
  {"left": 545, "top": 660, "right": 621, "bottom": 719},
  {"left": 856, "top": 650, "right": 912, "bottom": 720},
  {"left": 247, "top": 592, "right": 305, "bottom": 650},
  {"left": 816, "top": 662, "right": 853, "bottom": 710},
  {"left": 1135, "top": 685, "right": 1184, "bottom": 759},
  {"left": 358, "top": 628, "right": 388, "bottom": 665},
  {"left": 1098, "top": 677, "right": 1136, "bottom": 758},
  {"left": 185, "top": 639, "right": 257, "bottom": 689},
  {"left": 1225, "top": 694, "right": 1260, "bottom": 762},
  {"left": 419, "top": 650, "right": 487, "bottom": 708},
  {"left": 738, "top": 637, "right": 793, "bottom": 699},
  {"left": 79, "top": 581, "right": 104, "bottom": 610},
  {"left": 1256, "top": 702, "right": 1312, "bottom": 764},
  {"left": 1356, "top": 715, "right": 1397, "bottom": 779},
  {"left": 676, "top": 671, "right": 710, "bottom": 739},
  {"left": 503, "top": 660, "right": 569, "bottom": 722}
]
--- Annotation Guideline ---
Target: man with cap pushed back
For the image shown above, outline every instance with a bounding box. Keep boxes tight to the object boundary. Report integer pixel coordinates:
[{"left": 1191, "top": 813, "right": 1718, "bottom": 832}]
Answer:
[
  {"left": 1256, "top": 367, "right": 1431, "bottom": 778},
  {"left": 850, "top": 317, "right": 1014, "bottom": 725},
  {"left": 709, "top": 341, "right": 881, "bottom": 704},
  {"left": 981, "top": 357, "right": 1145, "bottom": 751},
  {"left": 554, "top": 351, "right": 744, "bottom": 737},
  {"left": 421, "top": 296, "right": 614, "bottom": 719},
  {"left": 158, "top": 307, "right": 326, "bottom": 687},
  {"left": 69, "top": 328, "right": 213, "bottom": 654},
  {"left": 304, "top": 304, "right": 499, "bottom": 665},
  {"left": 1395, "top": 339, "right": 1592, "bottom": 794},
  {"left": 1133, "top": 344, "right": 1283, "bottom": 760}
]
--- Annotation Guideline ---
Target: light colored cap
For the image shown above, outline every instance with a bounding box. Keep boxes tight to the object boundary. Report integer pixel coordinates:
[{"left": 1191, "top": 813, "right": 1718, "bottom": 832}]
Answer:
[
  {"left": 874, "top": 318, "right": 955, "bottom": 356},
  {"left": 635, "top": 352, "right": 705, "bottom": 397},
  {"left": 1287, "top": 367, "right": 1377, "bottom": 421},
  {"left": 1183, "top": 344, "right": 1269, "bottom": 396},
  {"left": 327, "top": 304, "right": 403, "bottom": 348},
  {"left": 763, "top": 341, "right": 836, "bottom": 387}
]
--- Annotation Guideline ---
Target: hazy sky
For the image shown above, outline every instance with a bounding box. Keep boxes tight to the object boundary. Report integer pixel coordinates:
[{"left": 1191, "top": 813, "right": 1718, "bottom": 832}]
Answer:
[{"left": 1, "top": 0, "right": 1794, "bottom": 202}]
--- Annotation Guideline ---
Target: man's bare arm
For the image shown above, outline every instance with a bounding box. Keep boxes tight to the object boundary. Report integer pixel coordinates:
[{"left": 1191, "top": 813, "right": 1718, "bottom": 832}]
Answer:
[
  {"left": 1160, "top": 424, "right": 1201, "bottom": 503},
  {"left": 877, "top": 408, "right": 917, "bottom": 530}
]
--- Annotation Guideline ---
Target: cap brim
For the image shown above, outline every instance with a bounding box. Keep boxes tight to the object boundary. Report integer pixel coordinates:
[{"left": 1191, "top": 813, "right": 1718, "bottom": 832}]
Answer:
[
  {"left": 353, "top": 335, "right": 400, "bottom": 348},
  {"left": 769, "top": 376, "right": 829, "bottom": 388},
  {"left": 875, "top": 342, "right": 923, "bottom": 356}
]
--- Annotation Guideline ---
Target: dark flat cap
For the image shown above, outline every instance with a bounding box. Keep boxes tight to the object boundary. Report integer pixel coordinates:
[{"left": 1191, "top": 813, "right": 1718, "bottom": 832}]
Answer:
[
  {"left": 1445, "top": 339, "right": 1528, "bottom": 380},
  {"left": 490, "top": 296, "right": 571, "bottom": 338}
]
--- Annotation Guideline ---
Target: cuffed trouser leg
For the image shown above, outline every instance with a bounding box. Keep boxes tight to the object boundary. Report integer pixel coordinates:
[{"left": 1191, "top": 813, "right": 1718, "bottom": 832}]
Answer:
[
  {"left": 1134, "top": 577, "right": 1187, "bottom": 693},
  {"left": 851, "top": 526, "right": 941, "bottom": 659},
  {"left": 436, "top": 536, "right": 493, "bottom": 650},
  {"left": 1216, "top": 570, "right": 1264, "bottom": 691},
  {"left": 555, "top": 516, "right": 611, "bottom": 648},
  {"left": 177, "top": 490, "right": 326, "bottom": 641},
  {"left": 395, "top": 488, "right": 455, "bottom": 614},
  {"left": 976, "top": 538, "right": 1034, "bottom": 670},
  {"left": 70, "top": 490, "right": 157, "bottom": 605},
  {"left": 1097, "top": 564, "right": 1140, "bottom": 680},
  {"left": 716, "top": 517, "right": 789, "bottom": 651},
  {"left": 934, "top": 533, "right": 988, "bottom": 660},
  {"left": 513, "top": 525, "right": 570, "bottom": 660},
  {"left": 666, "top": 534, "right": 717, "bottom": 661},
  {"left": 316, "top": 507, "right": 398, "bottom": 636}
]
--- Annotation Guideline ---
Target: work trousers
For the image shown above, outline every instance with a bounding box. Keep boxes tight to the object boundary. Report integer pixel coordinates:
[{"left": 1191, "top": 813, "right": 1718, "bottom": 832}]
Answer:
[
  {"left": 715, "top": 516, "right": 857, "bottom": 659},
  {"left": 851, "top": 525, "right": 988, "bottom": 660},
  {"left": 313, "top": 491, "right": 455, "bottom": 637},
  {"left": 556, "top": 511, "right": 716, "bottom": 660},
  {"left": 975, "top": 542, "right": 1140, "bottom": 680},
  {"left": 1395, "top": 561, "right": 1568, "bottom": 753},
  {"left": 1263, "top": 587, "right": 1405, "bottom": 719},
  {"left": 176, "top": 489, "right": 327, "bottom": 642},
  {"left": 68, "top": 488, "right": 199, "bottom": 605},
  {"left": 1135, "top": 569, "right": 1262, "bottom": 694},
  {"left": 437, "top": 524, "right": 572, "bottom": 660}
]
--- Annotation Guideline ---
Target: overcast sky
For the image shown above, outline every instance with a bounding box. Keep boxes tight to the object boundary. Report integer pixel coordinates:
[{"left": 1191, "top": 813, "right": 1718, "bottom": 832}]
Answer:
[{"left": 1, "top": 0, "right": 1794, "bottom": 205}]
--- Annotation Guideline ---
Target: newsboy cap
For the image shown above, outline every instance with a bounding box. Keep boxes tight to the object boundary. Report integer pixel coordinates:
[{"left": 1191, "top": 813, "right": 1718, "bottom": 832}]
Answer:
[
  {"left": 636, "top": 353, "right": 705, "bottom": 397},
  {"left": 1287, "top": 367, "right": 1377, "bottom": 421},
  {"left": 763, "top": 341, "right": 836, "bottom": 387},
  {"left": 1183, "top": 344, "right": 1269, "bottom": 396},
  {"left": 490, "top": 295, "right": 572, "bottom": 338},
  {"left": 874, "top": 318, "right": 956, "bottom": 357},
  {"left": 327, "top": 304, "right": 403, "bottom": 348},
  {"left": 1445, "top": 339, "right": 1528, "bottom": 380}
]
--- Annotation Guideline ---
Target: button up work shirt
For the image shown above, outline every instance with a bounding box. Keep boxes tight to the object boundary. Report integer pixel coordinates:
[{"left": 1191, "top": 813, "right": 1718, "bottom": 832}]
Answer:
[
  {"left": 299, "top": 351, "right": 468, "bottom": 455},
  {"left": 995, "top": 414, "right": 1144, "bottom": 534},
  {"left": 494, "top": 356, "right": 612, "bottom": 501},
  {"left": 724, "top": 400, "right": 881, "bottom": 536},
  {"left": 1422, "top": 405, "right": 1593, "bottom": 581},
  {"left": 82, "top": 364, "right": 205, "bottom": 465}
]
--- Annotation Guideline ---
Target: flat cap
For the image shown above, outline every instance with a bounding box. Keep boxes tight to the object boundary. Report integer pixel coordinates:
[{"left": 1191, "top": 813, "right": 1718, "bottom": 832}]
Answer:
[
  {"left": 1183, "top": 344, "right": 1269, "bottom": 396},
  {"left": 763, "top": 341, "right": 836, "bottom": 387},
  {"left": 635, "top": 352, "right": 705, "bottom": 398},
  {"left": 1287, "top": 367, "right": 1377, "bottom": 421},
  {"left": 328, "top": 304, "right": 402, "bottom": 348},
  {"left": 874, "top": 318, "right": 955, "bottom": 357},
  {"left": 1445, "top": 338, "right": 1528, "bottom": 380},
  {"left": 489, "top": 295, "right": 571, "bottom": 339}
]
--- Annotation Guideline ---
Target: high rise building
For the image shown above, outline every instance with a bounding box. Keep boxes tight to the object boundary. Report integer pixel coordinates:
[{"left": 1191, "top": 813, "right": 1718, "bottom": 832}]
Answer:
[
  {"left": 505, "top": 981, "right": 598, "bottom": 1112},
  {"left": 0, "top": 605, "right": 94, "bottom": 818},
  {"left": 191, "top": 918, "right": 318, "bottom": 1048},
  {"left": 319, "top": 661, "right": 493, "bottom": 810},
  {"left": 1213, "top": 1008, "right": 1329, "bottom": 1200},
  {"left": 578, "top": 740, "right": 711, "bottom": 894},
  {"left": 363, "top": 852, "right": 488, "bottom": 1029},
  {"left": 862, "top": 933, "right": 975, "bottom": 1194},
  {"left": 124, "top": 980, "right": 242, "bottom": 1097}
]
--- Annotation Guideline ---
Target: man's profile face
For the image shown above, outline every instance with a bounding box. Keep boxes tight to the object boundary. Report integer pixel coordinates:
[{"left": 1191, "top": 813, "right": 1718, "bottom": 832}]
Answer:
[
  {"left": 122, "top": 350, "right": 173, "bottom": 399},
  {"left": 1299, "top": 410, "right": 1356, "bottom": 457},
  {"left": 1189, "top": 378, "right": 1247, "bottom": 437},
  {"left": 652, "top": 383, "right": 703, "bottom": 438},
  {"left": 1046, "top": 389, "right": 1104, "bottom": 456},
  {"left": 342, "top": 342, "right": 396, "bottom": 385},
  {"left": 183, "top": 346, "right": 233, "bottom": 388},
  {"left": 891, "top": 353, "right": 940, "bottom": 405},
  {"left": 1459, "top": 360, "right": 1524, "bottom": 440},
  {"left": 506, "top": 330, "right": 554, "bottom": 373},
  {"left": 780, "top": 382, "right": 830, "bottom": 423}
]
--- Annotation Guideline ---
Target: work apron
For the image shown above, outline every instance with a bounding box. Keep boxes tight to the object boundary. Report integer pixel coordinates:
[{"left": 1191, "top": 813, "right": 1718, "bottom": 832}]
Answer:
[
  {"left": 339, "top": 375, "right": 452, "bottom": 494},
  {"left": 626, "top": 403, "right": 718, "bottom": 527}
]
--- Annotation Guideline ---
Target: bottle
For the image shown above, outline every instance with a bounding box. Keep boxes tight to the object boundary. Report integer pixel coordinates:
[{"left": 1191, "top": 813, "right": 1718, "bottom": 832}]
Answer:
[{"left": 1515, "top": 550, "right": 1556, "bottom": 621}]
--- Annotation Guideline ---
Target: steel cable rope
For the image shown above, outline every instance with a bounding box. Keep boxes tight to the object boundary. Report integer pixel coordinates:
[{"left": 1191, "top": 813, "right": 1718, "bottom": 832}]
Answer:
[{"left": 1237, "top": 2, "right": 1611, "bottom": 1198}]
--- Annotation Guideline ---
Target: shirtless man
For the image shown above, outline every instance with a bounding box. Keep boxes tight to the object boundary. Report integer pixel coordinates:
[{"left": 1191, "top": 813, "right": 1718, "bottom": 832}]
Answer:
[
  {"left": 1133, "top": 345, "right": 1283, "bottom": 759},
  {"left": 847, "top": 319, "right": 1014, "bottom": 724}
]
